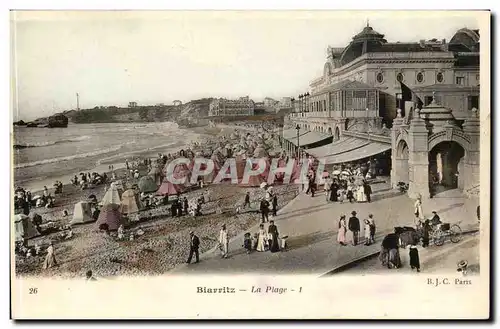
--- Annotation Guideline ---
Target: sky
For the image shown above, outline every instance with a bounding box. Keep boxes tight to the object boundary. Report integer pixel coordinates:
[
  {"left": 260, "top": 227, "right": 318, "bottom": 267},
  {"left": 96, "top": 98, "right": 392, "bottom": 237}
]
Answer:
[{"left": 11, "top": 10, "right": 482, "bottom": 121}]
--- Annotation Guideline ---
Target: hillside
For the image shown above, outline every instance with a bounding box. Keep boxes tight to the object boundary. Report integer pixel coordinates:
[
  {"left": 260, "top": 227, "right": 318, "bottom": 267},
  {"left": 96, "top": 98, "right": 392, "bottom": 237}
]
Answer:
[
  {"left": 179, "top": 98, "right": 212, "bottom": 119},
  {"left": 60, "top": 105, "right": 182, "bottom": 124},
  {"left": 29, "top": 98, "right": 212, "bottom": 126}
]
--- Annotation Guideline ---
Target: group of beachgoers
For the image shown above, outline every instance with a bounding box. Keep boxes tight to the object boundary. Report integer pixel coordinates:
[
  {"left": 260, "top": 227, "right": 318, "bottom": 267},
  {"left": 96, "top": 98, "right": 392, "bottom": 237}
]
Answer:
[
  {"left": 14, "top": 185, "right": 60, "bottom": 214},
  {"left": 71, "top": 172, "right": 108, "bottom": 190}
]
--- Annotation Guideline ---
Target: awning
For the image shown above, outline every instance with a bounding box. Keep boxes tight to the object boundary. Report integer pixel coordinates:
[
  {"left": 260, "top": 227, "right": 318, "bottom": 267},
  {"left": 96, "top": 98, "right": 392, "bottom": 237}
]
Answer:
[
  {"left": 289, "top": 131, "right": 332, "bottom": 147},
  {"left": 322, "top": 141, "right": 391, "bottom": 164},
  {"left": 282, "top": 128, "right": 308, "bottom": 140},
  {"left": 306, "top": 138, "right": 368, "bottom": 158}
]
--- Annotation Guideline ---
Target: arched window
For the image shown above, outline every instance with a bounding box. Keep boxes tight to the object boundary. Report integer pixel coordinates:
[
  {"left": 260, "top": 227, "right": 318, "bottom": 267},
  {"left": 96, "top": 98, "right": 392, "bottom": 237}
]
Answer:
[{"left": 397, "top": 73, "right": 404, "bottom": 83}]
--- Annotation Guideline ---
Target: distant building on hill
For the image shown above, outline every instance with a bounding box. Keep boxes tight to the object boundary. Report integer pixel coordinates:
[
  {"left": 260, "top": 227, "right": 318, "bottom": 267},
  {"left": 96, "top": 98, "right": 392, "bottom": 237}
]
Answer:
[
  {"left": 208, "top": 96, "right": 255, "bottom": 117},
  {"left": 128, "top": 102, "right": 138, "bottom": 108},
  {"left": 263, "top": 97, "right": 279, "bottom": 108}
]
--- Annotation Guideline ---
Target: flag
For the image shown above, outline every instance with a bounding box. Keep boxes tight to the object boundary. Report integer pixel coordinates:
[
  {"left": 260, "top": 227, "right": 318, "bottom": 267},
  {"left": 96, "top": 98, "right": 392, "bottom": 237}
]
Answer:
[{"left": 399, "top": 81, "right": 423, "bottom": 111}]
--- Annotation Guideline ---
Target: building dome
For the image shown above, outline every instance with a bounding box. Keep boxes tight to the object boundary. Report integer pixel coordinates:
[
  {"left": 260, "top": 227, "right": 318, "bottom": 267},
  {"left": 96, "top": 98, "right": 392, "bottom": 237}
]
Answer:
[
  {"left": 339, "top": 23, "right": 387, "bottom": 66},
  {"left": 352, "top": 24, "right": 387, "bottom": 42},
  {"left": 449, "top": 28, "right": 480, "bottom": 52}
]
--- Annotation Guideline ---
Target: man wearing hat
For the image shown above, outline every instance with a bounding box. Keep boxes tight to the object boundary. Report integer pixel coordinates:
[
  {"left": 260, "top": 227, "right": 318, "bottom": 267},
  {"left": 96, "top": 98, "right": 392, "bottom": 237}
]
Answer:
[
  {"left": 348, "top": 211, "right": 360, "bottom": 246},
  {"left": 430, "top": 211, "right": 441, "bottom": 226},
  {"left": 186, "top": 231, "right": 200, "bottom": 264}
]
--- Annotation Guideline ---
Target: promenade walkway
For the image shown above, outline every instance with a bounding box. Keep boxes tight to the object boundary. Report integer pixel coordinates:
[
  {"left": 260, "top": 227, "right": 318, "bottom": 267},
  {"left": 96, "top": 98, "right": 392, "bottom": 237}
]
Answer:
[{"left": 172, "top": 179, "right": 479, "bottom": 275}]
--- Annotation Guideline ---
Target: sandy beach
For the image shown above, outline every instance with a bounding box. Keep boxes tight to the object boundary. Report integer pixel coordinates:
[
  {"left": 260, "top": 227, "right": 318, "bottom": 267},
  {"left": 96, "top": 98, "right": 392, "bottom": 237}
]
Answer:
[{"left": 15, "top": 124, "right": 299, "bottom": 278}]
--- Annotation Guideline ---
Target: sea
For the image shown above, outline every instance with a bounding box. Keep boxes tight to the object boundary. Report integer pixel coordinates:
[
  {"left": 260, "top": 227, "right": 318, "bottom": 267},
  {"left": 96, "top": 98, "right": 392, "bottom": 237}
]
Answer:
[{"left": 13, "top": 122, "right": 201, "bottom": 192}]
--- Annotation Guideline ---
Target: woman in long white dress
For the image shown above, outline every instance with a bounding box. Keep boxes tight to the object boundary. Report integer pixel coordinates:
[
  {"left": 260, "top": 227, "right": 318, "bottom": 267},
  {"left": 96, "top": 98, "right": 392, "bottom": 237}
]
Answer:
[
  {"left": 337, "top": 215, "right": 347, "bottom": 246},
  {"left": 363, "top": 219, "right": 371, "bottom": 245},
  {"left": 42, "top": 242, "right": 57, "bottom": 270},
  {"left": 256, "top": 224, "right": 267, "bottom": 252},
  {"left": 356, "top": 181, "right": 367, "bottom": 202},
  {"left": 414, "top": 195, "right": 424, "bottom": 220}
]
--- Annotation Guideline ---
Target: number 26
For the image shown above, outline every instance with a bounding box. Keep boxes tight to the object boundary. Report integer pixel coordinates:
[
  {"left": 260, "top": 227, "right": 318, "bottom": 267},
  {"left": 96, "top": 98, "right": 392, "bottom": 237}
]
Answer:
[{"left": 29, "top": 288, "right": 38, "bottom": 294}]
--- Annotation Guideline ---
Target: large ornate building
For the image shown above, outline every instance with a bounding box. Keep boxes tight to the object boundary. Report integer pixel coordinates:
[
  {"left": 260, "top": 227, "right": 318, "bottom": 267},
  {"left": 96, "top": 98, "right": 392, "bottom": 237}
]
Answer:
[{"left": 283, "top": 24, "right": 481, "bottom": 198}]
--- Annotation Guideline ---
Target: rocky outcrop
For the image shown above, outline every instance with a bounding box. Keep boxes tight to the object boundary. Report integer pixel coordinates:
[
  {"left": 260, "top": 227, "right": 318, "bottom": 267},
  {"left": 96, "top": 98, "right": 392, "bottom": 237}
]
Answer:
[
  {"left": 47, "top": 114, "right": 69, "bottom": 128},
  {"left": 13, "top": 120, "right": 26, "bottom": 126}
]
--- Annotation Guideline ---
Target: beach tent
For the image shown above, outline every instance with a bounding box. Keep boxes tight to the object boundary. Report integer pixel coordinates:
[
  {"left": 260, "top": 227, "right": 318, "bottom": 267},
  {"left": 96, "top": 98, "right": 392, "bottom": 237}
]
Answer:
[
  {"left": 203, "top": 157, "right": 222, "bottom": 184},
  {"left": 237, "top": 159, "right": 266, "bottom": 187},
  {"left": 96, "top": 203, "right": 125, "bottom": 231},
  {"left": 138, "top": 176, "right": 158, "bottom": 193},
  {"left": 253, "top": 146, "right": 268, "bottom": 158},
  {"left": 157, "top": 180, "right": 185, "bottom": 196},
  {"left": 14, "top": 214, "right": 40, "bottom": 241},
  {"left": 121, "top": 189, "right": 141, "bottom": 214},
  {"left": 69, "top": 201, "right": 94, "bottom": 225},
  {"left": 148, "top": 163, "right": 163, "bottom": 185},
  {"left": 100, "top": 183, "right": 121, "bottom": 206}
]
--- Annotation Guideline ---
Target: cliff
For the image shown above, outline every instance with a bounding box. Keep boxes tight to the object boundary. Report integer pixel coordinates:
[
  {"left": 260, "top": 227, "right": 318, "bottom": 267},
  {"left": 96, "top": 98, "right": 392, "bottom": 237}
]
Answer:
[
  {"left": 47, "top": 114, "right": 69, "bottom": 128},
  {"left": 28, "top": 99, "right": 213, "bottom": 126}
]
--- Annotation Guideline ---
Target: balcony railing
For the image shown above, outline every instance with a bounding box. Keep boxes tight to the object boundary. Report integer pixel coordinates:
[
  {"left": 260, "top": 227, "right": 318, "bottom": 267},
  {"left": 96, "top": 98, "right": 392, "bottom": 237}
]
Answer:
[{"left": 289, "top": 109, "right": 379, "bottom": 119}]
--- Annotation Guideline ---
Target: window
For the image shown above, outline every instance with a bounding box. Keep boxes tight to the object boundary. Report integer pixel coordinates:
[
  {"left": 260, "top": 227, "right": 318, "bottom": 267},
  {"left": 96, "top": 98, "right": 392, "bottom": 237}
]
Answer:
[
  {"left": 397, "top": 73, "right": 404, "bottom": 82},
  {"left": 396, "top": 93, "right": 403, "bottom": 110},
  {"left": 468, "top": 95, "right": 479, "bottom": 110},
  {"left": 436, "top": 72, "right": 444, "bottom": 83},
  {"left": 416, "top": 72, "right": 424, "bottom": 83},
  {"left": 456, "top": 76, "right": 465, "bottom": 85},
  {"left": 376, "top": 72, "right": 384, "bottom": 83}
]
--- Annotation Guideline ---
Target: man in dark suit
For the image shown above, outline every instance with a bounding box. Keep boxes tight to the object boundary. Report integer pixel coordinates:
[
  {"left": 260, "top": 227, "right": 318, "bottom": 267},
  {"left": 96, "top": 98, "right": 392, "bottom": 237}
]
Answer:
[
  {"left": 186, "top": 231, "right": 200, "bottom": 264},
  {"left": 260, "top": 198, "right": 270, "bottom": 223},
  {"left": 348, "top": 211, "right": 360, "bottom": 246},
  {"left": 364, "top": 182, "right": 372, "bottom": 203}
]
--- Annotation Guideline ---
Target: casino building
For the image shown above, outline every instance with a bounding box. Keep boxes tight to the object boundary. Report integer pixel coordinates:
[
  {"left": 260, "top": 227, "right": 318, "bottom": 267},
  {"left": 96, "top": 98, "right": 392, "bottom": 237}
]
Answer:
[{"left": 282, "top": 24, "right": 481, "bottom": 199}]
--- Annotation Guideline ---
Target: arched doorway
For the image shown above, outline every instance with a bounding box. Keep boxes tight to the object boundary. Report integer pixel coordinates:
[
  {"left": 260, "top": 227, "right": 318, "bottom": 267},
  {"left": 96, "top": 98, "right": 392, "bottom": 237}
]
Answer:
[
  {"left": 327, "top": 127, "right": 333, "bottom": 136},
  {"left": 395, "top": 139, "right": 409, "bottom": 184},
  {"left": 429, "top": 141, "right": 465, "bottom": 195},
  {"left": 334, "top": 127, "right": 341, "bottom": 141}
]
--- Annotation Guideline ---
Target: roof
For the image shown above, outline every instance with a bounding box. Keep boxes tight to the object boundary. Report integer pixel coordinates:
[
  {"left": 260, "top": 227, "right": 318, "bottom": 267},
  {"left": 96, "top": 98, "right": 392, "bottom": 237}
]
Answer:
[
  {"left": 282, "top": 128, "right": 308, "bottom": 140},
  {"left": 376, "top": 42, "right": 446, "bottom": 53},
  {"left": 352, "top": 25, "right": 386, "bottom": 42},
  {"left": 307, "top": 137, "right": 390, "bottom": 164},
  {"left": 313, "top": 79, "right": 377, "bottom": 96},
  {"left": 284, "top": 130, "right": 332, "bottom": 147}
]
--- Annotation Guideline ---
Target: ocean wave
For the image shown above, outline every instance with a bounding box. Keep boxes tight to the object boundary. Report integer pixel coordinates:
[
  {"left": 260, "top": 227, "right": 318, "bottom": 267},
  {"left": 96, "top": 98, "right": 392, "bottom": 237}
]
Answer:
[
  {"left": 14, "top": 144, "right": 124, "bottom": 169},
  {"left": 95, "top": 141, "right": 183, "bottom": 166},
  {"left": 13, "top": 135, "right": 91, "bottom": 149}
]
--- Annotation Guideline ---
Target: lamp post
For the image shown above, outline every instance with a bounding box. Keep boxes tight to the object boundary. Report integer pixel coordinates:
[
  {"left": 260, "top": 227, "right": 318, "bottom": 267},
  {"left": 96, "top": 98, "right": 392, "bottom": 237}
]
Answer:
[{"left": 296, "top": 124, "right": 301, "bottom": 162}]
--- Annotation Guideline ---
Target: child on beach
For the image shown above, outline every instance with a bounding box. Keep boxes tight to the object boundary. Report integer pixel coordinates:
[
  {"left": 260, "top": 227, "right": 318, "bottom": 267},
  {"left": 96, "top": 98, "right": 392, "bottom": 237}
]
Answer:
[{"left": 243, "top": 233, "right": 252, "bottom": 254}]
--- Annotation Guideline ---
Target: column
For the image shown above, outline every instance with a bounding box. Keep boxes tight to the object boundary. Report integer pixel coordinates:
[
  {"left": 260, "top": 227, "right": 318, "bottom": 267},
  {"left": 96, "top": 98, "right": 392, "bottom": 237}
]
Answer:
[
  {"left": 462, "top": 108, "right": 480, "bottom": 194},
  {"left": 408, "top": 107, "right": 430, "bottom": 199},
  {"left": 390, "top": 108, "right": 405, "bottom": 189}
]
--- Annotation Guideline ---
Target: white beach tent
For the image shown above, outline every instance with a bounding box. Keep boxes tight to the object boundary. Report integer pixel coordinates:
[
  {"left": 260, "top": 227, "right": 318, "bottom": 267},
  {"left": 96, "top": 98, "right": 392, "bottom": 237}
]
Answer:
[
  {"left": 100, "top": 183, "right": 122, "bottom": 206},
  {"left": 70, "top": 201, "right": 94, "bottom": 225},
  {"left": 14, "top": 214, "right": 40, "bottom": 242}
]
